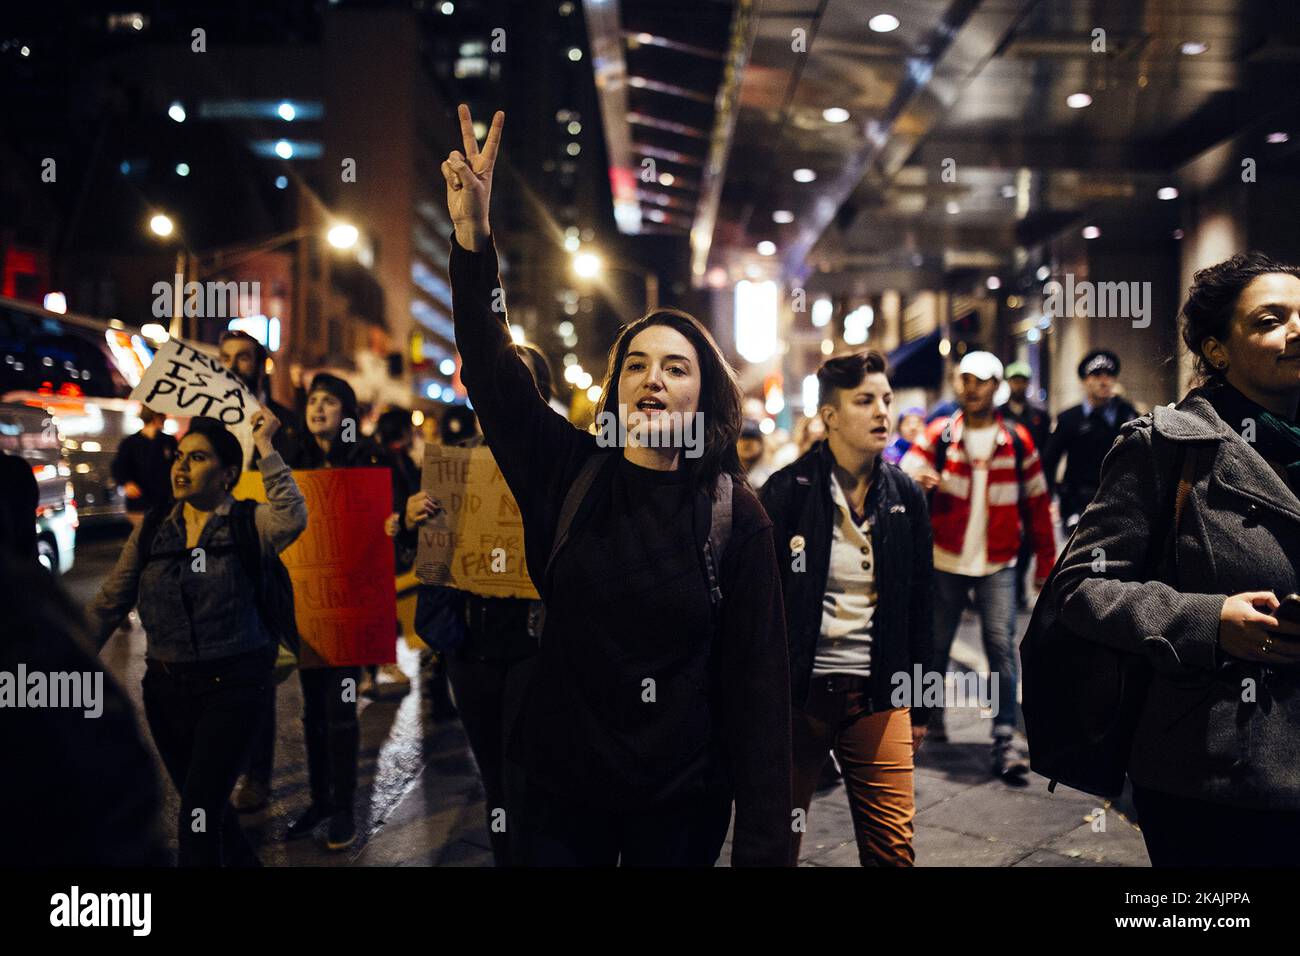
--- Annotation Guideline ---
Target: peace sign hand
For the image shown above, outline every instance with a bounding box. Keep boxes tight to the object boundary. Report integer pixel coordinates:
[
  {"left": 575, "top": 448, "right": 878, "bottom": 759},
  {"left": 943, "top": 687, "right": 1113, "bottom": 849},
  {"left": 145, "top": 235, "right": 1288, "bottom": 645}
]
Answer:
[{"left": 443, "top": 104, "right": 504, "bottom": 253}]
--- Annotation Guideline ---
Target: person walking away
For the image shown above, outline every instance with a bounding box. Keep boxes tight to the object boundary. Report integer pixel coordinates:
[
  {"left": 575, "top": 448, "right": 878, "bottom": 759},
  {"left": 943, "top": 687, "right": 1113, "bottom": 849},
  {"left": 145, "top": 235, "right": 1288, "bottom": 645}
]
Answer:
[
  {"left": 112, "top": 408, "right": 177, "bottom": 527},
  {"left": 89, "top": 411, "right": 305, "bottom": 865},
  {"left": 902, "top": 351, "right": 1055, "bottom": 779},
  {"left": 761, "top": 350, "right": 933, "bottom": 866}
]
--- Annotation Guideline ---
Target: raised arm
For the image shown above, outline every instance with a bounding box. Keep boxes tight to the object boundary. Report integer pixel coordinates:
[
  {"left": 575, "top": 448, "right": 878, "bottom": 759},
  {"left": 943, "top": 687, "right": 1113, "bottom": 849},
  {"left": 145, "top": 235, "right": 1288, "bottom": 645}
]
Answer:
[
  {"left": 247, "top": 408, "right": 308, "bottom": 554},
  {"left": 442, "top": 105, "right": 594, "bottom": 522}
]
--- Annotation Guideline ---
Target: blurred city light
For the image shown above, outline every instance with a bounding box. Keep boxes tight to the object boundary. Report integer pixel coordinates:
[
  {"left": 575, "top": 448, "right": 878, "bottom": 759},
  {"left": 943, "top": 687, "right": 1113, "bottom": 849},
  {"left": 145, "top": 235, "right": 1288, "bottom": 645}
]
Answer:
[
  {"left": 573, "top": 251, "right": 602, "bottom": 278},
  {"left": 327, "top": 223, "right": 359, "bottom": 248},
  {"left": 149, "top": 214, "right": 174, "bottom": 237},
  {"left": 734, "top": 279, "right": 778, "bottom": 363},
  {"left": 168, "top": 102, "right": 186, "bottom": 123}
]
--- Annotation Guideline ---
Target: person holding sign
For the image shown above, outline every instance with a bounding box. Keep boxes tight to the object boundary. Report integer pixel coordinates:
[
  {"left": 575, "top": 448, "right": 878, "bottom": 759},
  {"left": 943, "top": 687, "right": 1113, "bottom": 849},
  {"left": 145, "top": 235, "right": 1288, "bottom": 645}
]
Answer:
[
  {"left": 89, "top": 409, "right": 306, "bottom": 866},
  {"left": 283, "top": 372, "right": 404, "bottom": 852},
  {"left": 442, "top": 105, "right": 792, "bottom": 866}
]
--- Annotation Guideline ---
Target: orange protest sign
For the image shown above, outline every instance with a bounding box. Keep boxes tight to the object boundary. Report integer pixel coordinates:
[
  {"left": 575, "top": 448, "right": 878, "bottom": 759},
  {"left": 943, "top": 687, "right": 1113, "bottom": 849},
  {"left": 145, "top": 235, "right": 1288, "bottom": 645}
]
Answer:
[
  {"left": 235, "top": 468, "right": 397, "bottom": 668},
  {"left": 414, "top": 444, "right": 539, "bottom": 599}
]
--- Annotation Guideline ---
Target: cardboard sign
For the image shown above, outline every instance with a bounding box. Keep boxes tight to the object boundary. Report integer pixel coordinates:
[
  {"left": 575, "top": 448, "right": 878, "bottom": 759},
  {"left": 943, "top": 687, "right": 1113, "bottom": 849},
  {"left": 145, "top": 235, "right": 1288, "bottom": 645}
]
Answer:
[
  {"left": 415, "top": 444, "right": 539, "bottom": 600},
  {"left": 235, "top": 468, "right": 397, "bottom": 668},
  {"left": 131, "top": 337, "right": 260, "bottom": 426}
]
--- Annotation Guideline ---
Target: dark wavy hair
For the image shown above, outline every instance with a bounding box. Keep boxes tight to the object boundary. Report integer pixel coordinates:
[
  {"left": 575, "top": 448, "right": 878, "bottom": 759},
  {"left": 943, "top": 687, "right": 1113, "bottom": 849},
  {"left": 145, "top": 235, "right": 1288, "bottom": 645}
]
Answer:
[
  {"left": 1181, "top": 251, "right": 1300, "bottom": 382},
  {"left": 816, "top": 349, "right": 890, "bottom": 408},
  {"left": 594, "top": 308, "right": 743, "bottom": 496}
]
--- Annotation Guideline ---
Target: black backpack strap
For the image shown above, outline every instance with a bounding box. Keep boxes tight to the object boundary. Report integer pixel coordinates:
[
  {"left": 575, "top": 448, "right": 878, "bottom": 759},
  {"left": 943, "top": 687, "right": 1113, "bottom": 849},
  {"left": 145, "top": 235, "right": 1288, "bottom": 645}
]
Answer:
[
  {"left": 136, "top": 505, "right": 170, "bottom": 566},
  {"left": 228, "top": 499, "right": 264, "bottom": 598},
  {"left": 544, "top": 453, "right": 614, "bottom": 589},
  {"left": 702, "top": 473, "right": 733, "bottom": 613}
]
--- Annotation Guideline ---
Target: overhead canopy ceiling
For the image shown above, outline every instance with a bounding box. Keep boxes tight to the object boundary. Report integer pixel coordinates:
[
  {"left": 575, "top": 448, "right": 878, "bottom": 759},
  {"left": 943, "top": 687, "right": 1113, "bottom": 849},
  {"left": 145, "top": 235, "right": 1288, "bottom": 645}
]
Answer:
[{"left": 590, "top": 0, "right": 1300, "bottom": 295}]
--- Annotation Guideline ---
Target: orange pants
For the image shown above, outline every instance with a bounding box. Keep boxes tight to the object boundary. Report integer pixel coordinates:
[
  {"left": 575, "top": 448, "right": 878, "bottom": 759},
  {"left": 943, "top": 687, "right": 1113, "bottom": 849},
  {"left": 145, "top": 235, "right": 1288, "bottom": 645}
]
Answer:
[{"left": 791, "top": 678, "right": 915, "bottom": 866}]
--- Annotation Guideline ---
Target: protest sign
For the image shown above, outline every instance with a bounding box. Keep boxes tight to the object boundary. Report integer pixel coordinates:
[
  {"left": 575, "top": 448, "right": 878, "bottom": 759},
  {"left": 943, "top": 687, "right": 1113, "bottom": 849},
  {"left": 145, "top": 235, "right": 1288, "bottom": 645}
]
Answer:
[
  {"left": 235, "top": 467, "right": 397, "bottom": 668},
  {"left": 130, "top": 337, "right": 260, "bottom": 425},
  {"left": 415, "top": 444, "right": 539, "bottom": 600}
]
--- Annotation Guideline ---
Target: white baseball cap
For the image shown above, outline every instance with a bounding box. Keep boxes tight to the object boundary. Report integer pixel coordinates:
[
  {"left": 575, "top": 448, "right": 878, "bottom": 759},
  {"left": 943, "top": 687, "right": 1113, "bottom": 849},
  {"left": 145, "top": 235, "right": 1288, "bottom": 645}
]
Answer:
[{"left": 958, "top": 351, "right": 1004, "bottom": 382}]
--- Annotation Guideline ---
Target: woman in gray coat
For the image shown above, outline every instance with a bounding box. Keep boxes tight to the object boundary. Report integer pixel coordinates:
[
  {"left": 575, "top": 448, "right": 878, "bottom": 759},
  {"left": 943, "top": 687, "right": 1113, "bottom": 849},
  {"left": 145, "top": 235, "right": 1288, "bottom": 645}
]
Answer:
[{"left": 1052, "top": 252, "right": 1300, "bottom": 865}]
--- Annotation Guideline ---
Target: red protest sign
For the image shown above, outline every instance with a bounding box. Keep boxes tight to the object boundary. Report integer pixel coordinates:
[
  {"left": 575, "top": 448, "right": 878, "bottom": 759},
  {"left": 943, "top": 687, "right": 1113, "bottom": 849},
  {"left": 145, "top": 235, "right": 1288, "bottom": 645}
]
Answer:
[{"left": 235, "top": 467, "right": 396, "bottom": 668}]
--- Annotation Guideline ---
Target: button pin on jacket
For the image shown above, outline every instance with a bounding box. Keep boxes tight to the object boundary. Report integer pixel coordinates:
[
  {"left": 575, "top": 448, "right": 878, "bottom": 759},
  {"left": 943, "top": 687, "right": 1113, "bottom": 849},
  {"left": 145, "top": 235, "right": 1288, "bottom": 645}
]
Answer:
[
  {"left": 889, "top": 504, "right": 906, "bottom": 513},
  {"left": 790, "top": 534, "right": 806, "bottom": 553}
]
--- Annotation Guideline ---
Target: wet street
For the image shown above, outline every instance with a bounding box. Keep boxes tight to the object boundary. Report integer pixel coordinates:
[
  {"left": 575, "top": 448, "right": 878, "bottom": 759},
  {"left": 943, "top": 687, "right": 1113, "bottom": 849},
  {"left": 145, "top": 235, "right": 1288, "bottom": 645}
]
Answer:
[{"left": 67, "top": 522, "right": 1149, "bottom": 867}]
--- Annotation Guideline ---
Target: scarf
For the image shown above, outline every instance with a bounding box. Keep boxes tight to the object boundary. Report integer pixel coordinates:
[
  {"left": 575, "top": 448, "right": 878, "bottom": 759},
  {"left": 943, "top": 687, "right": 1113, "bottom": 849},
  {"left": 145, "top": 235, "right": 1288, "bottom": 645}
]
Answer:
[{"left": 1208, "top": 381, "right": 1300, "bottom": 488}]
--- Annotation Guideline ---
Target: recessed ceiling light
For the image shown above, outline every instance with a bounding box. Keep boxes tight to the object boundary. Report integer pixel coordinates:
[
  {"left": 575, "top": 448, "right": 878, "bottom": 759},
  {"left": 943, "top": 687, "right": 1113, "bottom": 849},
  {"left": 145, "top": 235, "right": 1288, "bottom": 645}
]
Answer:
[
  {"left": 986, "top": 276, "right": 1001, "bottom": 290},
  {"left": 1082, "top": 226, "right": 1101, "bottom": 240},
  {"left": 822, "top": 107, "right": 850, "bottom": 123},
  {"left": 1000, "top": 185, "right": 1017, "bottom": 199},
  {"left": 1180, "top": 41, "right": 1208, "bottom": 56},
  {"left": 868, "top": 13, "right": 900, "bottom": 33},
  {"left": 1157, "top": 186, "right": 1178, "bottom": 200},
  {"left": 945, "top": 201, "right": 960, "bottom": 215},
  {"left": 659, "top": 172, "right": 674, "bottom": 186},
  {"left": 793, "top": 168, "right": 816, "bottom": 183},
  {"left": 757, "top": 241, "right": 776, "bottom": 256},
  {"left": 773, "top": 210, "right": 794, "bottom": 223},
  {"left": 1066, "top": 92, "right": 1093, "bottom": 109},
  {"left": 1268, "top": 131, "right": 1290, "bottom": 144},
  {"left": 1036, "top": 265, "right": 1051, "bottom": 281}
]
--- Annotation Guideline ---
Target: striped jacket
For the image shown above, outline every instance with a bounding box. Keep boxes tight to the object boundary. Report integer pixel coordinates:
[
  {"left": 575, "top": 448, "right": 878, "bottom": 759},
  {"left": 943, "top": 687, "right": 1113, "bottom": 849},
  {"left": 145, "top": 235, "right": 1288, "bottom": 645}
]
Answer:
[{"left": 901, "top": 412, "right": 1056, "bottom": 581}]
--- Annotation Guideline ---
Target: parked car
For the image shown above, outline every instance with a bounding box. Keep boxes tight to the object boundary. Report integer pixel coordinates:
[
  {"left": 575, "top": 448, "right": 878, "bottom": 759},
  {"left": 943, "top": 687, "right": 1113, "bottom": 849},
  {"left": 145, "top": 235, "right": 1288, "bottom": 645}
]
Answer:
[{"left": 0, "top": 402, "right": 77, "bottom": 573}]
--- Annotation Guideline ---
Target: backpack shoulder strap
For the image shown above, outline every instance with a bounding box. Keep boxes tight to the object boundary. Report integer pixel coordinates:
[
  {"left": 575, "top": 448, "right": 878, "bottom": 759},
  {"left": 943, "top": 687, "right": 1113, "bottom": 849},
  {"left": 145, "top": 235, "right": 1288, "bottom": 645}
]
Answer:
[
  {"left": 136, "top": 505, "right": 170, "bottom": 565},
  {"left": 702, "top": 473, "right": 733, "bottom": 612},
  {"left": 545, "top": 453, "right": 613, "bottom": 584},
  {"left": 228, "top": 499, "right": 264, "bottom": 592}
]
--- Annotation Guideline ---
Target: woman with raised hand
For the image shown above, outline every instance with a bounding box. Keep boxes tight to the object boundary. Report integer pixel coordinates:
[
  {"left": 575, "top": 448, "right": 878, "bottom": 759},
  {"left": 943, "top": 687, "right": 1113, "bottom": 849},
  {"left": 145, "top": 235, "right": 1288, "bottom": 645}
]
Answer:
[
  {"left": 90, "top": 410, "right": 306, "bottom": 866},
  {"left": 441, "top": 104, "right": 792, "bottom": 866}
]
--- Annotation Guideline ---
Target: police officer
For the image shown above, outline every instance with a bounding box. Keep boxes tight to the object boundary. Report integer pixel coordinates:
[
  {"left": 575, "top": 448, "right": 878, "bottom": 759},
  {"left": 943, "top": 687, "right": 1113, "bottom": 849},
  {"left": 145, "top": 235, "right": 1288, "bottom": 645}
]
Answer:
[{"left": 1043, "top": 349, "right": 1139, "bottom": 535}]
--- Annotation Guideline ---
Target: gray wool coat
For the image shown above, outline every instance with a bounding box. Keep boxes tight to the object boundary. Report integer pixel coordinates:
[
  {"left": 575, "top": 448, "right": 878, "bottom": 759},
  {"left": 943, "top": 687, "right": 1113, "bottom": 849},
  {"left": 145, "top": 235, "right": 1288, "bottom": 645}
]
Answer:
[{"left": 1051, "top": 387, "right": 1300, "bottom": 811}]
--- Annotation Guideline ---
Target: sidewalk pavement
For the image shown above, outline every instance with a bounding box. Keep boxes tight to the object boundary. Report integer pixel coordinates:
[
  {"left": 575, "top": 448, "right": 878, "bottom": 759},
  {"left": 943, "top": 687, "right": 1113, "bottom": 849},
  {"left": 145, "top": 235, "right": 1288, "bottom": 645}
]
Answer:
[{"left": 354, "top": 607, "right": 1152, "bottom": 867}]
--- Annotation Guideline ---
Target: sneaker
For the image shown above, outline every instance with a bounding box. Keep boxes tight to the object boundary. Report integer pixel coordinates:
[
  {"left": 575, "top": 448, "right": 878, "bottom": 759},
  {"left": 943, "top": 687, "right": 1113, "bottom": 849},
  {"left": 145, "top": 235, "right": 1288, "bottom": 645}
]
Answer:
[
  {"left": 377, "top": 662, "right": 411, "bottom": 689},
  {"left": 232, "top": 778, "right": 270, "bottom": 814},
  {"left": 286, "top": 803, "right": 331, "bottom": 840},
  {"left": 991, "top": 736, "right": 1030, "bottom": 780},
  {"left": 325, "top": 808, "right": 357, "bottom": 851},
  {"left": 358, "top": 669, "right": 377, "bottom": 699}
]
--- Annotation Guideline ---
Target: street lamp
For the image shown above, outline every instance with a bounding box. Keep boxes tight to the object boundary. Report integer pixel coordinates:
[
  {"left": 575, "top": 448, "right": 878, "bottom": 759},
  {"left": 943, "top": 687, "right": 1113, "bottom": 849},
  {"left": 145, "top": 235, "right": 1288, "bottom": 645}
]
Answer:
[
  {"left": 327, "top": 223, "right": 359, "bottom": 249},
  {"left": 149, "top": 214, "right": 174, "bottom": 237},
  {"left": 570, "top": 248, "right": 659, "bottom": 314},
  {"left": 573, "top": 251, "right": 602, "bottom": 279}
]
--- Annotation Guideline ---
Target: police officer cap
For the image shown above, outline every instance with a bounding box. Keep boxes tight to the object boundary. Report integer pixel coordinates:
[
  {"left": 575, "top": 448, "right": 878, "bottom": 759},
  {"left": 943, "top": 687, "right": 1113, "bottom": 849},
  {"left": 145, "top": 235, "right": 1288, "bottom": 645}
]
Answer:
[{"left": 1078, "top": 350, "right": 1120, "bottom": 379}]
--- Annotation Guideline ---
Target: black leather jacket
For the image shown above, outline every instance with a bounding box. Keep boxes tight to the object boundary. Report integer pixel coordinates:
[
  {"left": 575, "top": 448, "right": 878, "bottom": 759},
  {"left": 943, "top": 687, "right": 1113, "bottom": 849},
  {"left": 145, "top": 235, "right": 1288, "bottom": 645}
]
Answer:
[{"left": 760, "top": 441, "right": 934, "bottom": 722}]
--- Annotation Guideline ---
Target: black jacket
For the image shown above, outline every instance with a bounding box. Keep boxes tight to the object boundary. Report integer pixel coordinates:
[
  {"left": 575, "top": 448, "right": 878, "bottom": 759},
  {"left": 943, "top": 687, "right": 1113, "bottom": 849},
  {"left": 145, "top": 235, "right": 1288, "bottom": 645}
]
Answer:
[
  {"left": 998, "top": 399, "right": 1052, "bottom": 485},
  {"left": 760, "top": 441, "right": 934, "bottom": 723},
  {"left": 1052, "top": 386, "right": 1300, "bottom": 810},
  {"left": 1044, "top": 397, "right": 1139, "bottom": 509}
]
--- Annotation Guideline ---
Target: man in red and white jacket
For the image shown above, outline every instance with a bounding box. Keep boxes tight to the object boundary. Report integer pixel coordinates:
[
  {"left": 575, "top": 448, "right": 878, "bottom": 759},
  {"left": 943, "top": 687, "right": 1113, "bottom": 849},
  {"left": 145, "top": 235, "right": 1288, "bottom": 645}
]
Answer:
[{"left": 902, "top": 351, "right": 1056, "bottom": 780}]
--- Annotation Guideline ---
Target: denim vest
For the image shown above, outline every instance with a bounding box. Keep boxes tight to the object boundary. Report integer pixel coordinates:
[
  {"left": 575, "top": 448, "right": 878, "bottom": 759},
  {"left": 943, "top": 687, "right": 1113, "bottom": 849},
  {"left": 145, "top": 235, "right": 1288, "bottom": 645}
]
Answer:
[{"left": 138, "top": 502, "right": 271, "bottom": 663}]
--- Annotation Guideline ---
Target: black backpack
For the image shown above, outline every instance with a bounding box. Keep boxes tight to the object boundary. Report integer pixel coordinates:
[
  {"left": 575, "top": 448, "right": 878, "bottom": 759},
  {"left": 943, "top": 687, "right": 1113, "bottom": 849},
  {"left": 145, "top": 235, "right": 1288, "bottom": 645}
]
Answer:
[
  {"left": 1019, "top": 431, "right": 1193, "bottom": 798},
  {"left": 138, "top": 500, "right": 301, "bottom": 658},
  {"left": 537, "top": 453, "right": 733, "bottom": 636}
]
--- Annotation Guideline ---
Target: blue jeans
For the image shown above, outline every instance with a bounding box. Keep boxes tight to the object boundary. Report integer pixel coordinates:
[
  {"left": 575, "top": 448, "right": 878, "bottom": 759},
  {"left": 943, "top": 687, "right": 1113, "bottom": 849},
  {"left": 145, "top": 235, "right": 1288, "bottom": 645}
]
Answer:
[{"left": 931, "top": 567, "right": 1018, "bottom": 735}]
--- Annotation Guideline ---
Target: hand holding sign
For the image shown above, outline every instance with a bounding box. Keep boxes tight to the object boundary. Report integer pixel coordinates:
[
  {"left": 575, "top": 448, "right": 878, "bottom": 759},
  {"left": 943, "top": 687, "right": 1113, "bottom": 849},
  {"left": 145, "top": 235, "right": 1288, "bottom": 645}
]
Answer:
[{"left": 130, "top": 337, "right": 260, "bottom": 426}]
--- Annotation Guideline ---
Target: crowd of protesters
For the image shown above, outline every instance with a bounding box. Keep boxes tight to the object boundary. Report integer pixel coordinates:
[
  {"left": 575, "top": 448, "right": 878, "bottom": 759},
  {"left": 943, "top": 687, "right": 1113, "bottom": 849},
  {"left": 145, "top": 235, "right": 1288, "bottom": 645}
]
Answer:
[{"left": 8, "top": 103, "right": 1300, "bottom": 870}]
